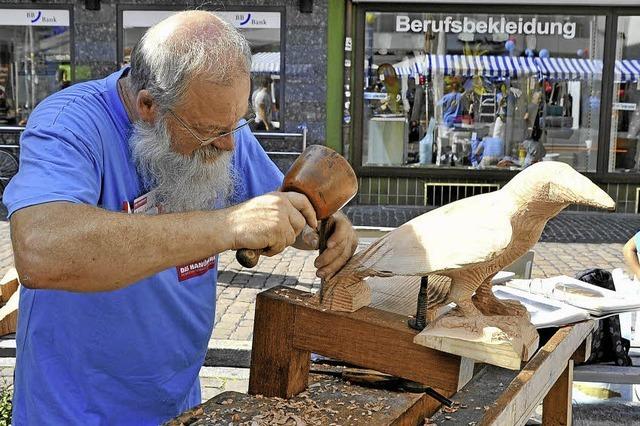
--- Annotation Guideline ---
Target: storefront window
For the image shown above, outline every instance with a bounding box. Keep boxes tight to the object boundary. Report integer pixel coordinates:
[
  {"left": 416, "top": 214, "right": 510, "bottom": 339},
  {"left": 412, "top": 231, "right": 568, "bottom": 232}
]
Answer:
[
  {"left": 121, "top": 10, "right": 282, "bottom": 131},
  {"left": 609, "top": 16, "right": 640, "bottom": 173},
  {"left": 362, "top": 12, "right": 605, "bottom": 172},
  {"left": 0, "top": 9, "right": 71, "bottom": 126}
]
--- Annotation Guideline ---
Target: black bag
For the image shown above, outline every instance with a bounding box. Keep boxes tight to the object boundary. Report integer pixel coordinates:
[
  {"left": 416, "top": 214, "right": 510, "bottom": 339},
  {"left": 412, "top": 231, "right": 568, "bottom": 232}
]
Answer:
[{"left": 574, "top": 268, "right": 632, "bottom": 366}]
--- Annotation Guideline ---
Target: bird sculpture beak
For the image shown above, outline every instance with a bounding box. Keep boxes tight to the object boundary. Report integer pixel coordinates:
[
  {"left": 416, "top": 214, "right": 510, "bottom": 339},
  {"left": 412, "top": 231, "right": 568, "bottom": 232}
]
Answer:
[{"left": 550, "top": 180, "right": 615, "bottom": 211}]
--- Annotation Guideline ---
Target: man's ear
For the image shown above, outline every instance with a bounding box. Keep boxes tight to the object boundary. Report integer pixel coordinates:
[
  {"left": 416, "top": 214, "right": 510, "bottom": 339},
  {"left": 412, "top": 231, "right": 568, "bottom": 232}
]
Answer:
[{"left": 136, "top": 89, "right": 156, "bottom": 124}]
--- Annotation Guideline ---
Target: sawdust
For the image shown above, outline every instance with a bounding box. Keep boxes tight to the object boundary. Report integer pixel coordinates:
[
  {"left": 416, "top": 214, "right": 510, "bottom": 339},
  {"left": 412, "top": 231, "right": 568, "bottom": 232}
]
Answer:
[{"left": 170, "top": 376, "right": 401, "bottom": 425}]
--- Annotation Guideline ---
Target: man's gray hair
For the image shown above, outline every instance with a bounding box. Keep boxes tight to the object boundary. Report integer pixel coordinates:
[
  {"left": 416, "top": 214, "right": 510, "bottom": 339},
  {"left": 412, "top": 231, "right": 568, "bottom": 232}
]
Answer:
[{"left": 129, "top": 10, "right": 252, "bottom": 111}]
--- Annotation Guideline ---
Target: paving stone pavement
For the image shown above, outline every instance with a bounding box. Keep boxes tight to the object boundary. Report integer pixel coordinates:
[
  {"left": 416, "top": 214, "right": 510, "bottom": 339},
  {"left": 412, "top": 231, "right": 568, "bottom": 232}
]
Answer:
[{"left": 0, "top": 218, "right": 633, "bottom": 402}]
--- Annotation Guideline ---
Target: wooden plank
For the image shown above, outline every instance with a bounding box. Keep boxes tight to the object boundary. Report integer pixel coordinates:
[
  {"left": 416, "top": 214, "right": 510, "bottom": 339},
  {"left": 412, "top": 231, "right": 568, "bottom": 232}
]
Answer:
[
  {"left": 571, "top": 333, "right": 592, "bottom": 364},
  {"left": 393, "top": 392, "right": 444, "bottom": 426},
  {"left": 458, "top": 357, "right": 475, "bottom": 391},
  {"left": 166, "top": 374, "right": 445, "bottom": 425},
  {"left": 430, "top": 364, "right": 518, "bottom": 425},
  {"left": 248, "top": 289, "right": 310, "bottom": 398},
  {"left": 479, "top": 320, "right": 595, "bottom": 426},
  {"left": 414, "top": 317, "right": 539, "bottom": 370},
  {"left": 277, "top": 286, "right": 465, "bottom": 393},
  {"left": 543, "top": 360, "right": 574, "bottom": 426}
]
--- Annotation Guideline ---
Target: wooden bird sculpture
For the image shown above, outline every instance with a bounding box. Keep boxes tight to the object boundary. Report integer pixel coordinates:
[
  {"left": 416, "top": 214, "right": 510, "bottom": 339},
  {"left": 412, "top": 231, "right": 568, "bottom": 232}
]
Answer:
[{"left": 321, "top": 162, "right": 615, "bottom": 368}]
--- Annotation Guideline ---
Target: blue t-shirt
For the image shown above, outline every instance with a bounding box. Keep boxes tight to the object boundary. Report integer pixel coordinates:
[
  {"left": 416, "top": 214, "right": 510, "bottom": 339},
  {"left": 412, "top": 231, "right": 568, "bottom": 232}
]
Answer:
[
  {"left": 4, "top": 68, "right": 283, "bottom": 425},
  {"left": 481, "top": 136, "right": 504, "bottom": 158}
]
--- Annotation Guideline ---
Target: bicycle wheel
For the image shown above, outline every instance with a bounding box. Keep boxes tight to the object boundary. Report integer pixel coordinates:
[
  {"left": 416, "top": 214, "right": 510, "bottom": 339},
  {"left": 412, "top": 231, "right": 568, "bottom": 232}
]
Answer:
[{"left": 0, "top": 150, "right": 18, "bottom": 181}]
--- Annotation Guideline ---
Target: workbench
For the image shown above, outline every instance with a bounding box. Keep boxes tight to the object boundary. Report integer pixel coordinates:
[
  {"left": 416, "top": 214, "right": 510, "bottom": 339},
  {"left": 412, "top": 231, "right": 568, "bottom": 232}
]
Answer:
[
  {"left": 165, "top": 371, "right": 442, "bottom": 425},
  {"left": 166, "top": 286, "right": 595, "bottom": 425}
]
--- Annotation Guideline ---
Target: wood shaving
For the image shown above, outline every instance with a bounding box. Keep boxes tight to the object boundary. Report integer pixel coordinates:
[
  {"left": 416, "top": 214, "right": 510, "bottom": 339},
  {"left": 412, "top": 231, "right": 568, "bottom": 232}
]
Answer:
[{"left": 363, "top": 402, "right": 384, "bottom": 412}]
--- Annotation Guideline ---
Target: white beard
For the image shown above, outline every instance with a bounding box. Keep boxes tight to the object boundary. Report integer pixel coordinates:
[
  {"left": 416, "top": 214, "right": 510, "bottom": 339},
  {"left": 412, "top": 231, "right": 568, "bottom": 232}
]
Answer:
[{"left": 128, "top": 117, "right": 237, "bottom": 213}]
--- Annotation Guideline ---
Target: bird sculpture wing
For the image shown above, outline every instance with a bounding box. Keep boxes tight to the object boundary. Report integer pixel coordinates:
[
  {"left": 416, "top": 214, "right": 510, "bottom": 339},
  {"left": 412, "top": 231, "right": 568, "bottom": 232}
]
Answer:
[{"left": 337, "top": 192, "right": 515, "bottom": 280}]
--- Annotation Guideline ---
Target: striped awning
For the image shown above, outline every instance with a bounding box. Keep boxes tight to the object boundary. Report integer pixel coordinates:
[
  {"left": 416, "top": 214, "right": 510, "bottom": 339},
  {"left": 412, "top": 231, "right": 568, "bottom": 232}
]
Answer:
[
  {"left": 615, "top": 59, "right": 640, "bottom": 83},
  {"left": 392, "top": 56, "right": 426, "bottom": 77},
  {"left": 392, "top": 54, "right": 640, "bottom": 82},
  {"left": 534, "top": 57, "right": 602, "bottom": 81},
  {"left": 251, "top": 52, "right": 280, "bottom": 74},
  {"left": 426, "top": 54, "right": 536, "bottom": 79}
]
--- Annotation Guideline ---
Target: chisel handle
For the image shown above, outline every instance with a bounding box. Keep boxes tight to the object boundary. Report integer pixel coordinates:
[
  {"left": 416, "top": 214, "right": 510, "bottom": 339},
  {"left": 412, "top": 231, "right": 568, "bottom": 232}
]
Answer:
[
  {"left": 236, "top": 217, "right": 331, "bottom": 269},
  {"left": 236, "top": 248, "right": 262, "bottom": 268}
]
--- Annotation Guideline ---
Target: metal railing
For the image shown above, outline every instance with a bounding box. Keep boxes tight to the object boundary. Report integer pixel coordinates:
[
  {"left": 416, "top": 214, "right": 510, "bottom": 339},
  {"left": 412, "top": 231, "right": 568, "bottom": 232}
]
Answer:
[
  {"left": 0, "top": 127, "right": 23, "bottom": 191},
  {"left": 253, "top": 125, "right": 308, "bottom": 156},
  {"left": 0, "top": 126, "right": 24, "bottom": 147},
  {"left": 0, "top": 126, "right": 25, "bottom": 132}
]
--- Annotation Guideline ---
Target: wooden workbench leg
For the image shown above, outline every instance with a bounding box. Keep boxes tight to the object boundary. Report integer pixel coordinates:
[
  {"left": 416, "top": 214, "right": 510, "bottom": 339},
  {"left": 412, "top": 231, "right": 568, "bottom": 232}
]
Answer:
[
  {"left": 543, "top": 360, "right": 574, "bottom": 426},
  {"left": 248, "top": 290, "right": 310, "bottom": 398}
]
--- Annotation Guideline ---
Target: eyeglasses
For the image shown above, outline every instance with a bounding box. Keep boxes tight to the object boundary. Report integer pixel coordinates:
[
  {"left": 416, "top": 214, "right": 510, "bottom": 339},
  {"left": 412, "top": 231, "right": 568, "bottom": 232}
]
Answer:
[{"left": 168, "top": 109, "right": 256, "bottom": 147}]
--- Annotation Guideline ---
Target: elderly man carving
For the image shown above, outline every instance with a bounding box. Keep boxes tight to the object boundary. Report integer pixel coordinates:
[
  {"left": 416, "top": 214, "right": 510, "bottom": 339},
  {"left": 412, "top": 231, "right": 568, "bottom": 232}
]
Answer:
[{"left": 5, "top": 11, "right": 357, "bottom": 425}]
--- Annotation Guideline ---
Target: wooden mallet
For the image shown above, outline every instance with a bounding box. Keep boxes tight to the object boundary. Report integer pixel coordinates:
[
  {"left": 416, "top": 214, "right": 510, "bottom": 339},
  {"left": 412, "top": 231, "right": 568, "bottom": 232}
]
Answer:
[{"left": 235, "top": 145, "right": 358, "bottom": 274}]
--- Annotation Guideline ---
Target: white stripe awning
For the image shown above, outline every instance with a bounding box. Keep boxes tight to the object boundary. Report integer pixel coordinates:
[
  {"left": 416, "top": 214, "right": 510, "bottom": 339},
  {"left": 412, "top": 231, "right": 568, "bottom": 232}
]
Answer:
[
  {"left": 392, "top": 54, "right": 640, "bottom": 82},
  {"left": 534, "top": 57, "right": 602, "bottom": 81},
  {"left": 425, "top": 54, "right": 536, "bottom": 79},
  {"left": 392, "top": 56, "right": 427, "bottom": 76},
  {"left": 251, "top": 52, "right": 280, "bottom": 74},
  {"left": 615, "top": 59, "right": 640, "bottom": 83}
]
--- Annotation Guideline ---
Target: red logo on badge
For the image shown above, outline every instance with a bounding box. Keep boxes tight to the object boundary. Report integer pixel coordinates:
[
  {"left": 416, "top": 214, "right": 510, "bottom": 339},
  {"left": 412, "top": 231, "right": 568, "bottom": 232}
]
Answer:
[{"left": 176, "top": 256, "right": 216, "bottom": 282}]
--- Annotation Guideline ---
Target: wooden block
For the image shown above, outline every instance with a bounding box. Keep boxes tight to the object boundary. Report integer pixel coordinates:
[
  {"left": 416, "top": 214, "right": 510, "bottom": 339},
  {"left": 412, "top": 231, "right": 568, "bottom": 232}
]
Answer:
[
  {"left": 479, "top": 320, "right": 595, "bottom": 426},
  {"left": 0, "top": 268, "right": 19, "bottom": 305},
  {"left": 249, "top": 287, "right": 467, "bottom": 398},
  {"left": 292, "top": 294, "right": 465, "bottom": 393},
  {"left": 413, "top": 313, "right": 539, "bottom": 370},
  {"left": 368, "top": 274, "right": 452, "bottom": 318},
  {"left": 320, "top": 279, "right": 371, "bottom": 312},
  {"left": 543, "top": 360, "right": 574, "bottom": 426},
  {"left": 248, "top": 289, "right": 310, "bottom": 398}
]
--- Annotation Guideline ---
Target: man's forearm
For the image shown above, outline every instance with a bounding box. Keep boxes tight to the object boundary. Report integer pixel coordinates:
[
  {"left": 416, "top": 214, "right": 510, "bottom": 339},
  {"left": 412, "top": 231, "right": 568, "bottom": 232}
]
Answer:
[
  {"left": 623, "top": 247, "right": 640, "bottom": 279},
  {"left": 11, "top": 202, "right": 234, "bottom": 292}
]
